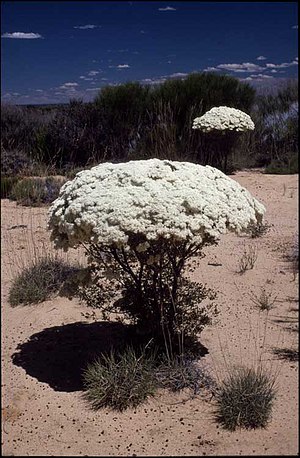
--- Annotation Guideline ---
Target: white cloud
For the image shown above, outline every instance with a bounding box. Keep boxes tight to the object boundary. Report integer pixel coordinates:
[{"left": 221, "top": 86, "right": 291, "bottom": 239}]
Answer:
[
  {"left": 88, "top": 70, "right": 100, "bottom": 76},
  {"left": 116, "top": 64, "right": 130, "bottom": 68},
  {"left": 266, "top": 60, "right": 298, "bottom": 69},
  {"left": 203, "top": 66, "right": 221, "bottom": 72},
  {"left": 59, "top": 82, "right": 79, "bottom": 90},
  {"left": 1, "top": 32, "right": 42, "bottom": 39},
  {"left": 241, "top": 74, "right": 274, "bottom": 82},
  {"left": 169, "top": 72, "right": 188, "bottom": 78},
  {"left": 270, "top": 69, "right": 278, "bottom": 73},
  {"left": 217, "top": 62, "right": 264, "bottom": 72},
  {"left": 63, "top": 82, "right": 78, "bottom": 87},
  {"left": 249, "top": 74, "right": 274, "bottom": 79},
  {"left": 158, "top": 6, "right": 177, "bottom": 11},
  {"left": 141, "top": 77, "right": 166, "bottom": 85},
  {"left": 35, "top": 89, "right": 44, "bottom": 92},
  {"left": 86, "top": 87, "right": 101, "bottom": 91},
  {"left": 74, "top": 24, "right": 98, "bottom": 29},
  {"left": 292, "top": 25, "right": 298, "bottom": 29},
  {"left": 256, "top": 56, "right": 266, "bottom": 61}
]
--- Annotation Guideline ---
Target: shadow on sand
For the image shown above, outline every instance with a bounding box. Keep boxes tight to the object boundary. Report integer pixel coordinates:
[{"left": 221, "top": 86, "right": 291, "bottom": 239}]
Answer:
[
  {"left": 12, "top": 320, "right": 209, "bottom": 393},
  {"left": 12, "top": 321, "right": 132, "bottom": 392}
]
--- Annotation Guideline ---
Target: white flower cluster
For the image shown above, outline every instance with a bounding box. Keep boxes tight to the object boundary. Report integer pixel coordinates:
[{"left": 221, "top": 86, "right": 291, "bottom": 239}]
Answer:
[
  {"left": 48, "top": 159, "right": 265, "bottom": 250},
  {"left": 192, "top": 106, "right": 255, "bottom": 132}
]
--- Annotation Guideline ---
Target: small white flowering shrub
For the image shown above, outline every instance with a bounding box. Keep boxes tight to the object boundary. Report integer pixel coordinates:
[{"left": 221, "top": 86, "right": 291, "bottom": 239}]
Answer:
[
  {"left": 192, "top": 106, "right": 255, "bottom": 133},
  {"left": 48, "top": 159, "right": 265, "bottom": 353},
  {"left": 192, "top": 106, "right": 255, "bottom": 174}
]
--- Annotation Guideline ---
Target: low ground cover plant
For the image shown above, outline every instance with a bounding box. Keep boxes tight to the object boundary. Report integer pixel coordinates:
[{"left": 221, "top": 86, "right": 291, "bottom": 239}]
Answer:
[{"left": 8, "top": 255, "right": 79, "bottom": 306}]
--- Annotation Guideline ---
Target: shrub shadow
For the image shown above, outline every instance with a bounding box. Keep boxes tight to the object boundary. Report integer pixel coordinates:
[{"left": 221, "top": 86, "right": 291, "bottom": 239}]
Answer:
[
  {"left": 273, "top": 348, "right": 298, "bottom": 362},
  {"left": 12, "top": 321, "right": 133, "bottom": 392}
]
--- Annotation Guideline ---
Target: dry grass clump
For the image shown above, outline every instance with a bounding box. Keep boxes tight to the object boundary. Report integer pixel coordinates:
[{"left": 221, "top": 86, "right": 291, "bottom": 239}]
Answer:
[
  {"left": 8, "top": 255, "right": 80, "bottom": 306},
  {"left": 250, "top": 287, "right": 277, "bottom": 311},
  {"left": 215, "top": 365, "right": 277, "bottom": 431},
  {"left": 238, "top": 244, "right": 258, "bottom": 273}
]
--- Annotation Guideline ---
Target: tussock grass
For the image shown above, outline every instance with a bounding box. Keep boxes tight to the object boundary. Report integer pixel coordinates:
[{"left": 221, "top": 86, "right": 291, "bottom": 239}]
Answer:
[
  {"left": 83, "top": 346, "right": 157, "bottom": 411},
  {"left": 8, "top": 255, "right": 79, "bottom": 306},
  {"left": 215, "top": 365, "right": 277, "bottom": 431}
]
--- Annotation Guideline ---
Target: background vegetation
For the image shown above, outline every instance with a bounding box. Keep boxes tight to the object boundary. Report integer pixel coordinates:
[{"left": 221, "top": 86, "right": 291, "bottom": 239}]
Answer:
[{"left": 1, "top": 73, "right": 298, "bottom": 183}]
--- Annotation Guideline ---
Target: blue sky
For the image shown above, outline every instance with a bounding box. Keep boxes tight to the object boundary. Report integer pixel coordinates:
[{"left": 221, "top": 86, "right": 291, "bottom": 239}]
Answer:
[{"left": 1, "top": 1, "right": 298, "bottom": 105}]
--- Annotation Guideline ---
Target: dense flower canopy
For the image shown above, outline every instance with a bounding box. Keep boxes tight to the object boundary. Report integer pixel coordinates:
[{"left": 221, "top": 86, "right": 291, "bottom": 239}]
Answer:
[
  {"left": 192, "top": 106, "right": 255, "bottom": 132},
  {"left": 48, "top": 159, "right": 265, "bottom": 250}
]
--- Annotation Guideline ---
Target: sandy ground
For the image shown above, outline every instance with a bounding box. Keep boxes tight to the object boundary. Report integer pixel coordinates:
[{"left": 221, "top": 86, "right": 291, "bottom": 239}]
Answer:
[{"left": 1, "top": 171, "right": 298, "bottom": 456}]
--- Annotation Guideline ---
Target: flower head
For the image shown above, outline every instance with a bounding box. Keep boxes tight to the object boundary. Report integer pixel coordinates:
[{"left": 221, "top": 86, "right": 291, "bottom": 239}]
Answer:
[
  {"left": 48, "top": 159, "right": 265, "bottom": 250},
  {"left": 192, "top": 106, "right": 255, "bottom": 132}
]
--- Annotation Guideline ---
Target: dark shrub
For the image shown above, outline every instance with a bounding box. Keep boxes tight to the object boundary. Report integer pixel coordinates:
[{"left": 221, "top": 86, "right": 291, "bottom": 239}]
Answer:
[
  {"left": 1, "top": 176, "right": 20, "bottom": 199},
  {"left": 265, "top": 153, "right": 298, "bottom": 174},
  {"left": 1, "top": 149, "right": 33, "bottom": 177}
]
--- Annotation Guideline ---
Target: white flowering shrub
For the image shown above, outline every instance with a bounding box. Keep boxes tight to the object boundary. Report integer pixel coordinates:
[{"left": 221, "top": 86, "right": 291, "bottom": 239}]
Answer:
[
  {"left": 192, "top": 106, "right": 255, "bottom": 174},
  {"left": 192, "top": 106, "right": 255, "bottom": 133},
  {"left": 48, "top": 159, "right": 265, "bottom": 353}
]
